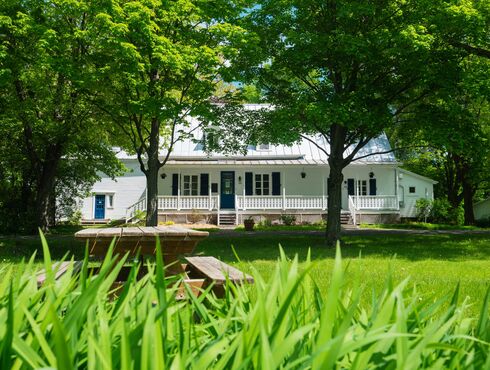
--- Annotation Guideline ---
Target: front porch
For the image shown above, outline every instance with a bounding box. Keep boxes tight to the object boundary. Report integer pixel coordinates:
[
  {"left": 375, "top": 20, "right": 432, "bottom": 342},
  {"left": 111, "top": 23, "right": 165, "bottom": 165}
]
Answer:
[{"left": 126, "top": 194, "right": 400, "bottom": 225}]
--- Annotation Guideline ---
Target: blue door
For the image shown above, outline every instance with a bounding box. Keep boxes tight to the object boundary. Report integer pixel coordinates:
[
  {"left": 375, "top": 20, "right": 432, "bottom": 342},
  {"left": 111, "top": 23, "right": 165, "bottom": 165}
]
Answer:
[
  {"left": 94, "top": 194, "right": 105, "bottom": 219},
  {"left": 220, "top": 171, "right": 235, "bottom": 209}
]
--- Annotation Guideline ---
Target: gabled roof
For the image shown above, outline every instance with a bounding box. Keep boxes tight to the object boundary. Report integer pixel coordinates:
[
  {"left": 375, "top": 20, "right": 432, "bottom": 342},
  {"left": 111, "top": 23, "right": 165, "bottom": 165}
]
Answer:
[
  {"left": 116, "top": 104, "right": 397, "bottom": 164},
  {"left": 398, "top": 168, "right": 438, "bottom": 184}
]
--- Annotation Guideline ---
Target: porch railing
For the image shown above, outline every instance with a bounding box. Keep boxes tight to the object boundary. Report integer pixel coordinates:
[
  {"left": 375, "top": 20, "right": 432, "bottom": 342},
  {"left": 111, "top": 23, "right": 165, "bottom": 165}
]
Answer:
[
  {"left": 349, "top": 195, "right": 399, "bottom": 210},
  {"left": 158, "top": 195, "right": 220, "bottom": 211},
  {"left": 236, "top": 195, "right": 327, "bottom": 210},
  {"left": 126, "top": 195, "right": 400, "bottom": 222},
  {"left": 125, "top": 197, "right": 146, "bottom": 222}
]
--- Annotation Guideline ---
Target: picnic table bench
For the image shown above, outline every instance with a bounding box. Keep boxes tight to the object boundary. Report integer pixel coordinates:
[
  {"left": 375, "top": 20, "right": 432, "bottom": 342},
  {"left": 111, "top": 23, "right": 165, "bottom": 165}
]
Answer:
[{"left": 37, "top": 226, "right": 253, "bottom": 298}]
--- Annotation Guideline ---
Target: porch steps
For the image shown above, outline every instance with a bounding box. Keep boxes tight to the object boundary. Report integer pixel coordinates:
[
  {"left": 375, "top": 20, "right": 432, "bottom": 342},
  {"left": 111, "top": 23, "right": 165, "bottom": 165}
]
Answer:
[
  {"left": 340, "top": 212, "right": 352, "bottom": 225},
  {"left": 218, "top": 213, "right": 237, "bottom": 226},
  {"left": 81, "top": 219, "right": 110, "bottom": 225}
]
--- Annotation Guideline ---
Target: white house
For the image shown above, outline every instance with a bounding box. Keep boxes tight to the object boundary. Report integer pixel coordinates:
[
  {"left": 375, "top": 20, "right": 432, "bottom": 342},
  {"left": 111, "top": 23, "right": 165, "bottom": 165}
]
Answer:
[
  {"left": 80, "top": 105, "right": 437, "bottom": 225},
  {"left": 474, "top": 198, "right": 490, "bottom": 221}
]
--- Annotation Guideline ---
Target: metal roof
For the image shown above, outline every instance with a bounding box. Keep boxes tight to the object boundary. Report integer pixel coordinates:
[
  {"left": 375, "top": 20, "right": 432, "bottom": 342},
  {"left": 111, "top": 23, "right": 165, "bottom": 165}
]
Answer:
[{"left": 116, "top": 104, "right": 397, "bottom": 163}]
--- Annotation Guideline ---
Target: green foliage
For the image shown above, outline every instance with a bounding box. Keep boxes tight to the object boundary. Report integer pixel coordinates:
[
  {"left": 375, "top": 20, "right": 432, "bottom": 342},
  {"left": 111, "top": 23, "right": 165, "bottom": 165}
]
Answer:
[
  {"left": 0, "top": 237, "right": 489, "bottom": 368},
  {"left": 67, "top": 210, "right": 82, "bottom": 226},
  {"left": 131, "top": 210, "right": 147, "bottom": 225},
  {"left": 476, "top": 217, "right": 490, "bottom": 228},
  {"left": 416, "top": 198, "right": 463, "bottom": 225},
  {"left": 415, "top": 198, "right": 432, "bottom": 222},
  {"left": 257, "top": 217, "right": 272, "bottom": 227},
  {"left": 280, "top": 214, "right": 296, "bottom": 226},
  {"left": 90, "top": 0, "right": 248, "bottom": 225},
  {"left": 0, "top": 0, "right": 123, "bottom": 232}
]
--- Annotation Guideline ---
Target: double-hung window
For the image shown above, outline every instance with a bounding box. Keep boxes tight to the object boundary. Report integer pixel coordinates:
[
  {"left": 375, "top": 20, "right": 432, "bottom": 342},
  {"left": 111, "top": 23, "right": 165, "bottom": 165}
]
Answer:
[
  {"left": 183, "top": 175, "right": 199, "bottom": 195},
  {"left": 357, "top": 180, "right": 367, "bottom": 196},
  {"left": 255, "top": 174, "right": 270, "bottom": 195}
]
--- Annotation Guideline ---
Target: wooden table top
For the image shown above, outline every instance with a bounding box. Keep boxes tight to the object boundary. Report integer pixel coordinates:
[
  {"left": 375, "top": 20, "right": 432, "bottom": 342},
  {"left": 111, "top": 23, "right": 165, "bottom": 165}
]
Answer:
[{"left": 74, "top": 226, "right": 209, "bottom": 240}]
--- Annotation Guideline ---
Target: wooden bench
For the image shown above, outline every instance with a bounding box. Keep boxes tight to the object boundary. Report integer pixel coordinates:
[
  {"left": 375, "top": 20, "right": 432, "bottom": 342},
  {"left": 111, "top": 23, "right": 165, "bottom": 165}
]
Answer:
[
  {"left": 36, "top": 261, "right": 83, "bottom": 287},
  {"left": 184, "top": 256, "right": 254, "bottom": 297}
]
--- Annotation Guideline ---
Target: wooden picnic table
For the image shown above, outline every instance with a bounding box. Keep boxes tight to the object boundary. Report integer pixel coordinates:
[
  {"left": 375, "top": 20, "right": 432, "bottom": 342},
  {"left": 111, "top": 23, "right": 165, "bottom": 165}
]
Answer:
[
  {"left": 48, "top": 225, "right": 255, "bottom": 299},
  {"left": 75, "top": 226, "right": 209, "bottom": 274}
]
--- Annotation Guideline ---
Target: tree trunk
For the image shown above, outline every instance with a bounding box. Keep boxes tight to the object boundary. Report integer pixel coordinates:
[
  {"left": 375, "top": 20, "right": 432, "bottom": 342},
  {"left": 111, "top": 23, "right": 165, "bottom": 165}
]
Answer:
[
  {"left": 446, "top": 153, "right": 463, "bottom": 209},
  {"left": 35, "top": 163, "right": 60, "bottom": 231},
  {"left": 145, "top": 168, "right": 159, "bottom": 226},
  {"left": 34, "top": 145, "right": 63, "bottom": 232},
  {"left": 326, "top": 164, "right": 344, "bottom": 246},
  {"left": 47, "top": 191, "right": 57, "bottom": 227},
  {"left": 326, "top": 124, "right": 347, "bottom": 246},
  {"left": 145, "top": 118, "right": 161, "bottom": 226},
  {"left": 462, "top": 172, "right": 476, "bottom": 225}
]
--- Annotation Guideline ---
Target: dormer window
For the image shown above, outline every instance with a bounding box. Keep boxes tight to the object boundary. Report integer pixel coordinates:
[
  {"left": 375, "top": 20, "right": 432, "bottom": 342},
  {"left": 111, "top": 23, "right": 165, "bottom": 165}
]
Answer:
[{"left": 257, "top": 143, "right": 270, "bottom": 151}]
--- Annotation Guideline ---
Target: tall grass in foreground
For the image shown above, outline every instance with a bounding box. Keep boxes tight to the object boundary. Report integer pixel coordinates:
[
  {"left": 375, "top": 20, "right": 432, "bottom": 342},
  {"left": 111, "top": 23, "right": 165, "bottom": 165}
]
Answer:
[{"left": 0, "top": 235, "right": 489, "bottom": 369}]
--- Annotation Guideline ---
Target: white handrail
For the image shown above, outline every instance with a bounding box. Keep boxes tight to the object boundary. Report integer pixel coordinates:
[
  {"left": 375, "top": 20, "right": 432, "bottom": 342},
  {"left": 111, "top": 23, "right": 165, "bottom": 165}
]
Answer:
[
  {"left": 125, "top": 197, "right": 147, "bottom": 223},
  {"left": 348, "top": 196, "right": 358, "bottom": 225}
]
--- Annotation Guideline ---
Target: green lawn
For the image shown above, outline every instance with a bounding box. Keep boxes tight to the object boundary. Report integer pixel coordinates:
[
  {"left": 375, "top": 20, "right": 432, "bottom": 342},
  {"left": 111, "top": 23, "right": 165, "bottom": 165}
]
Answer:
[
  {"left": 196, "top": 232, "right": 490, "bottom": 318},
  {"left": 234, "top": 224, "right": 325, "bottom": 231},
  {"left": 1, "top": 230, "right": 489, "bottom": 317},
  {"left": 360, "top": 222, "right": 489, "bottom": 230}
]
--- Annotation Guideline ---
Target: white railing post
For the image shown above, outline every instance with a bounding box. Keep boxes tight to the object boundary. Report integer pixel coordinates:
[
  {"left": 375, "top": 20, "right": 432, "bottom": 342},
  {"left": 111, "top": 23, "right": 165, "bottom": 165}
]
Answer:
[
  {"left": 242, "top": 186, "right": 246, "bottom": 211},
  {"left": 282, "top": 187, "right": 286, "bottom": 211},
  {"left": 177, "top": 189, "right": 181, "bottom": 211}
]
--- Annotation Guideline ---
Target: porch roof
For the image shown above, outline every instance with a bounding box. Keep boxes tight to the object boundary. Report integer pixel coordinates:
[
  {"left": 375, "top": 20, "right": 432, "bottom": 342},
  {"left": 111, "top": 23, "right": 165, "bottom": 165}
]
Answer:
[{"left": 163, "top": 157, "right": 398, "bottom": 166}]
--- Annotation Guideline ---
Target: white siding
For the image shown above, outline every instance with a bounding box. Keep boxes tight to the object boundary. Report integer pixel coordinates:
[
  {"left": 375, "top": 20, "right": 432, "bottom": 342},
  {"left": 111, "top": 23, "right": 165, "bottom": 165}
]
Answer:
[
  {"left": 475, "top": 198, "right": 490, "bottom": 220},
  {"left": 398, "top": 170, "right": 435, "bottom": 218},
  {"left": 80, "top": 160, "right": 146, "bottom": 220},
  {"left": 79, "top": 160, "right": 436, "bottom": 219},
  {"left": 160, "top": 164, "right": 399, "bottom": 210}
]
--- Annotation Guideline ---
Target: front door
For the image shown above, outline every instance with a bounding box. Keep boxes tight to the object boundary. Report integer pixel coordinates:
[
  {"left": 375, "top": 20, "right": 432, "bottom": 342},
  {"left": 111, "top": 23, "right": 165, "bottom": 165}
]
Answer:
[
  {"left": 220, "top": 171, "right": 235, "bottom": 209},
  {"left": 94, "top": 194, "right": 105, "bottom": 219}
]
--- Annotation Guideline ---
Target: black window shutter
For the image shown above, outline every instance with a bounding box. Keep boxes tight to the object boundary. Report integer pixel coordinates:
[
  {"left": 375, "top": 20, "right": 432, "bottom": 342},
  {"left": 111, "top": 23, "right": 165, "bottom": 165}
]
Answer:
[
  {"left": 172, "top": 174, "right": 179, "bottom": 196},
  {"left": 347, "top": 178, "right": 355, "bottom": 195},
  {"left": 369, "top": 178, "right": 377, "bottom": 195},
  {"left": 245, "top": 172, "right": 253, "bottom": 195},
  {"left": 200, "top": 173, "right": 209, "bottom": 195},
  {"left": 272, "top": 172, "right": 281, "bottom": 195}
]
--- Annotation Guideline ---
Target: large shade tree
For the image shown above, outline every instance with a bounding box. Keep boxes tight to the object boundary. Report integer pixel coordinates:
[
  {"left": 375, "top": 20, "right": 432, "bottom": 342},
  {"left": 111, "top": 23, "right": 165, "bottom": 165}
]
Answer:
[
  {"left": 91, "top": 0, "right": 248, "bottom": 226},
  {"left": 230, "top": 0, "right": 473, "bottom": 244},
  {"left": 392, "top": 57, "right": 490, "bottom": 225},
  {"left": 0, "top": 0, "right": 121, "bottom": 232}
]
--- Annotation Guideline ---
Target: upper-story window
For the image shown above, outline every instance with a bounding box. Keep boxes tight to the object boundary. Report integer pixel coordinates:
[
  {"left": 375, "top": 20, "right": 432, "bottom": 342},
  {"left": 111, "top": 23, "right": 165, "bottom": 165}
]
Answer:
[{"left": 257, "top": 143, "right": 270, "bottom": 151}]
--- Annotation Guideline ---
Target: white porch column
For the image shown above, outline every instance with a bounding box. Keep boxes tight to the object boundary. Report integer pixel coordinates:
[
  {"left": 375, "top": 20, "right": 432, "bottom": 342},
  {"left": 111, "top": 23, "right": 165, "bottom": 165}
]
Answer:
[
  {"left": 177, "top": 170, "right": 181, "bottom": 210},
  {"left": 242, "top": 172, "right": 246, "bottom": 211},
  {"left": 208, "top": 181, "right": 212, "bottom": 210},
  {"left": 394, "top": 167, "right": 398, "bottom": 199},
  {"left": 322, "top": 175, "right": 326, "bottom": 210},
  {"left": 282, "top": 171, "right": 286, "bottom": 210}
]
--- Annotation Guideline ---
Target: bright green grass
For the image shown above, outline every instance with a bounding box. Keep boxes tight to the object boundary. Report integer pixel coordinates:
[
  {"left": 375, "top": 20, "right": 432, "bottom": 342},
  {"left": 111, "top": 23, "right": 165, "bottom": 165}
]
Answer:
[
  {"left": 196, "top": 233, "right": 490, "bottom": 317},
  {"left": 360, "top": 222, "right": 488, "bottom": 230},
  {"left": 1, "top": 231, "right": 489, "bottom": 317},
  {"left": 234, "top": 224, "right": 325, "bottom": 231}
]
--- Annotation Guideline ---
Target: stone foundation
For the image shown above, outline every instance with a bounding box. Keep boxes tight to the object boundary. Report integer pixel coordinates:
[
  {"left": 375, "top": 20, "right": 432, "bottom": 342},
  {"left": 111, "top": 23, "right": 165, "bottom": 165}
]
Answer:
[
  {"left": 158, "top": 211, "right": 400, "bottom": 225},
  {"left": 355, "top": 213, "right": 400, "bottom": 224}
]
